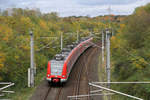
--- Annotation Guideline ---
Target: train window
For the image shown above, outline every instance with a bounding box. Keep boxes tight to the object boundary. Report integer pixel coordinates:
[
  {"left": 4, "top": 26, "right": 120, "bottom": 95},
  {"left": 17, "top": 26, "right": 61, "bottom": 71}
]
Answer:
[
  {"left": 55, "top": 54, "right": 64, "bottom": 60},
  {"left": 62, "top": 48, "right": 71, "bottom": 52},
  {"left": 51, "top": 61, "right": 64, "bottom": 75},
  {"left": 67, "top": 45, "right": 74, "bottom": 49}
]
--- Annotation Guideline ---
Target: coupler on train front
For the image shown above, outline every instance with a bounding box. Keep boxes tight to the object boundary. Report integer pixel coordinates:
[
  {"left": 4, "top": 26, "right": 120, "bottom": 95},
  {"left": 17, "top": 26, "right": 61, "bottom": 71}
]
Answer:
[{"left": 46, "top": 77, "right": 67, "bottom": 86}]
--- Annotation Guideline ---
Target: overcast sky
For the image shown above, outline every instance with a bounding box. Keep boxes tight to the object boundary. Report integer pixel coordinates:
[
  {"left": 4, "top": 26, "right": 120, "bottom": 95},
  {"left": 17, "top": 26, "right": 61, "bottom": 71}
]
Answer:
[{"left": 0, "top": 0, "right": 150, "bottom": 17}]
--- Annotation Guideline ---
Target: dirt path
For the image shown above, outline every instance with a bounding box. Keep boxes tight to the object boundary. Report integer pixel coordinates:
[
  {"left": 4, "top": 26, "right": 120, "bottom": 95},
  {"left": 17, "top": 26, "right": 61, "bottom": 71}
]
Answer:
[{"left": 30, "top": 44, "right": 102, "bottom": 100}]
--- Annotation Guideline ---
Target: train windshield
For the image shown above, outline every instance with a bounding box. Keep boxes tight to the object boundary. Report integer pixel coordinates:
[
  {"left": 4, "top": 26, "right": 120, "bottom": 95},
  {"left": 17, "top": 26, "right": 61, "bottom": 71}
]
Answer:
[{"left": 51, "top": 61, "right": 64, "bottom": 76}]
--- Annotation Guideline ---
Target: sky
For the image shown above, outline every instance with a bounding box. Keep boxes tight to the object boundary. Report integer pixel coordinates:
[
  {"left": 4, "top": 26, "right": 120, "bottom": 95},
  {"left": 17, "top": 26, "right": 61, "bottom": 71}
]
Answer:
[{"left": 0, "top": 0, "right": 150, "bottom": 17}]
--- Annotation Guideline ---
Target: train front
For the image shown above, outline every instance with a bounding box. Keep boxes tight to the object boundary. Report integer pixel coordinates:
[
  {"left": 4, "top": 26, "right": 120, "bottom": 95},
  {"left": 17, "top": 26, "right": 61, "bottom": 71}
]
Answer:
[{"left": 46, "top": 60, "right": 67, "bottom": 83}]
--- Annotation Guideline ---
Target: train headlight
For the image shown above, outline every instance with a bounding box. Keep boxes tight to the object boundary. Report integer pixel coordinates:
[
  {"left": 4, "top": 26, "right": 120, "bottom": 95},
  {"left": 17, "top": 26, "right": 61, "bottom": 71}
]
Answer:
[
  {"left": 48, "top": 74, "right": 50, "bottom": 77},
  {"left": 62, "top": 75, "right": 65, "bottom": 78}
]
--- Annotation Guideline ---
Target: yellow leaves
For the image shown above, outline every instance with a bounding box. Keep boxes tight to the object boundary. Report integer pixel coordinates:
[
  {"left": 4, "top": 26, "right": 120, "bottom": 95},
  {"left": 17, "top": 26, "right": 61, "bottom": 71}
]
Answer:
[
  {"left": 135, "top": 63, "right": 142, "bottom": 69},
  {"left": 111, "top": 24, "right": 126, "bottom": 49},
  {"left": 139, "top": 58, "right": 147, "bottom": 65},
  {"left": 20, "top": 16, "right": 33, "bottom": 28},
  {"left": 120, "top": 24, "right": 125, "bottom": 29},
  {"left": 93, "top": 27, "right": 99, "bottom": 33},
  {"left": 117, "top": 24, "right": 125, "bottom": 33},
  {"left": 97, "top": 22, "right": 103, "bottom": 27},
  {"left": 19, "top": 43, "right": 30, "bottom": 51},
  {"left": 111, "top": 35, "right": 122, "bottom": 49},
  {"left": 0, "top": 77, "right": 2, "bottom": 81},
  {"left": 18, "top": 36, "right": 30, "bottom": 51},
  {"left": 132, "top": 61, "right": 142, "bottom": 69},
  {"left": 39, "top": 20, "right": 49, "bottom": 30},
  {"left": 19, "top": 45, "right": 30, "bottom": 51},
  {"left": 0, "top": 52, "right": 5, "bottom": 70},
  {"left": 14, "top": 56, "right": 19, "bottom": 59},
  {"left": 103, "top": 24, "right": 108, "bottom": 29},
  {"left": 131, "top": 56, "right": 147, "bottom": 69},
  {"left": 0, "top": 24, "right": 13, "bottom": 42},
  {"left": 72, "top": 22, "right": 80, "bottom": 30},
  {"left": 111, "top": 36, "right": 115, "bottom": 41}
]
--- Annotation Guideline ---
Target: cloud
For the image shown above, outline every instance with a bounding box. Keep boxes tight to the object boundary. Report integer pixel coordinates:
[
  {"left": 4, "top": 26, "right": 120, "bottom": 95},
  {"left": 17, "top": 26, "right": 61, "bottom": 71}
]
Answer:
[
  {"left": 75, "top": 0, "right": 139, "bottom": 6},
  {"left": 0, "top": 0, "right": 25, "bottom": 9},
  {"left": 0, "top": 0, "right": 150, "bottom": 17}
]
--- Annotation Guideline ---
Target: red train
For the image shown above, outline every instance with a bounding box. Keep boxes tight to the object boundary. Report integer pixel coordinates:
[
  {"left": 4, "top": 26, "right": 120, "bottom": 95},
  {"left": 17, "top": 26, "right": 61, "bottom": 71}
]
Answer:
[{"left": 46, "top": 37, "right": 93, "bottom": 83}]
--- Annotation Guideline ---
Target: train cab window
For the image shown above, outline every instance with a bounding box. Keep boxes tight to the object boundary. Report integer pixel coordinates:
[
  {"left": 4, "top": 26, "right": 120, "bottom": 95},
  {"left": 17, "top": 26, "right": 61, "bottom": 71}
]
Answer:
[{"left": 51, "top": 61, "right": 64, "bottom": 76}]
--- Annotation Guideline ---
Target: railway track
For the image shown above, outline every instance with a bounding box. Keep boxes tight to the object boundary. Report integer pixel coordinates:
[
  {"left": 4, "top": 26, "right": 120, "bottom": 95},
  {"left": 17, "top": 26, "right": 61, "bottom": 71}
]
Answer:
[
  {"left": 73, "top": 56, "right": 84, "bottom": 99},
  {"left": 55, "top": 87, "right": 62, "bottom": 100},
  {"left": 84, "top": 48, "right": 97, "bottom": 100},
  {"left": 44, "top": 87, "right": 63, "bottom": 100},
  {"left": 43, "top": 87, "right": 51, "bottom": 100},
  {"left": 30, "top": 44, "right": 102, "bottom": 100},
  {"left": 71, "top": 47, "right": 98, "bottom": 100}
]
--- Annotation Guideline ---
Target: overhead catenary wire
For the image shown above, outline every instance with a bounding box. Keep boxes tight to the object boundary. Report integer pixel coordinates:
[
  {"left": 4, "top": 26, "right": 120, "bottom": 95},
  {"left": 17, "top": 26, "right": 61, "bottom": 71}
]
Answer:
[{"left": 36, "top": 32, "right": 77, "bottom": 52}]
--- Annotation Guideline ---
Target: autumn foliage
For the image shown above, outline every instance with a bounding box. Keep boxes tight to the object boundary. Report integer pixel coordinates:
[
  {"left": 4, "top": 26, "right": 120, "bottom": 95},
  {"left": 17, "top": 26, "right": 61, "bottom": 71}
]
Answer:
[
  {"left": 0, "top": 8, "right": 108, "bottom": 88},
  {"left": 111, "top": 3, "right": 150, "bottom": 100}
]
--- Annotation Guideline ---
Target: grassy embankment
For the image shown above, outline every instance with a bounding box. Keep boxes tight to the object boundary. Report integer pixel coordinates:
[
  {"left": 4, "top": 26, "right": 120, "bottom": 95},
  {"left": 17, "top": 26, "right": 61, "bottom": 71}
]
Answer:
[{"left": 3, "top": 68, "right": 47, "bottom": 100}]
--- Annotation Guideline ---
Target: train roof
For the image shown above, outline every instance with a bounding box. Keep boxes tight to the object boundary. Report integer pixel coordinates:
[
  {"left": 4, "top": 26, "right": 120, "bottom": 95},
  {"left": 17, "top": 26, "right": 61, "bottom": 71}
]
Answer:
[
  {"left": 51, "top": 60, "right": 64, "bottom": 64},
  {"left": 50, "top": 37, "right": 92, "bottom": 62}
]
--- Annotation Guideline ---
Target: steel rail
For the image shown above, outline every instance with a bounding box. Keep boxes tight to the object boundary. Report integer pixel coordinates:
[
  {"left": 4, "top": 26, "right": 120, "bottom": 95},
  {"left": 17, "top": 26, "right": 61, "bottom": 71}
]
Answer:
[
  {"left": 55, "top": 87, "right": 63, "bottom": 100},
  {"left": 84, "top": 47, "right": 98, "bottom": 100},
  {"left": 43, "top": 87, "right": 51, "bottom": 100}
]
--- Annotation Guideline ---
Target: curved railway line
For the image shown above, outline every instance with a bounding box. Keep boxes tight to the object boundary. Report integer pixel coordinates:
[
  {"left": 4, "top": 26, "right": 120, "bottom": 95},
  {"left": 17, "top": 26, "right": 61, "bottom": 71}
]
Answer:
[
  {"left": 72, "top": 48, "right": 98, "bottom": 100},
  {"left": 30, "top": 43, "right": 102, "bottom": 100}
]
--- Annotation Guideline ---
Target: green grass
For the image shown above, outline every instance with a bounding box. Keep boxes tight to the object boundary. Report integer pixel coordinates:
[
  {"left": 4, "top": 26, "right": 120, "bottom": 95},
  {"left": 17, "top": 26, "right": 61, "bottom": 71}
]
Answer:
[
  {"left": 99, "top": 55, "right": 130, "bottom": 100},
  {"left": 98, "top": 52, "right": 117, "bottom": 100},
  {"left": 3, "top": 68, "right": 47, "bottom": 100},
  {"left": 97, "top": 53, "right": 108, "bottom": 100}
]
